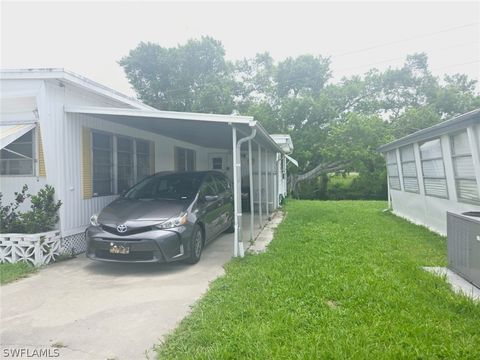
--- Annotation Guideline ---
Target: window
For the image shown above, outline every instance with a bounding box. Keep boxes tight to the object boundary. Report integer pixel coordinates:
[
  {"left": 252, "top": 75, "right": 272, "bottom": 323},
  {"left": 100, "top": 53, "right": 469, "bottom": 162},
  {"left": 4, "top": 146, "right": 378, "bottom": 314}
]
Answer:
[
  {"left": 89, "top": 130, "right": 154, "bottom": 197},
  {"left": 400, "top": 145, "right": 419, "bottom": 193},
  {"left": 125, "top": 173, "right": 203, "bottom": 200},
  {"left": 213, "top": 173, "right": 230, "bottom": 193},
  {"left": 92, "top": 131, "right": 114, "bottom": 196},
  {"left": 199, "top": 175, "right": 218, "bottom": 197},
  {"left": 451, "top": 131, "right": 479, "bottom": 203},
  {"left": 419, "top": 138, "right": 448, "bottom": 198},
  {"left": 386, "top": 150, "right": 401, "bottom": 190},
  {"left": 212, "top": 157, "right": 223, "bottom": 170},
  {"left": 136, "top": 139, "right": 151, "bottom": 181},
  {"left": 117, "top": 136, "right": 134, "bottom": 194},
  {"left": 0, "top": 130, "right": 35, "bottom": 175},
  {"left": 175, "top": 147, "right": 196, "bottom": 171}
]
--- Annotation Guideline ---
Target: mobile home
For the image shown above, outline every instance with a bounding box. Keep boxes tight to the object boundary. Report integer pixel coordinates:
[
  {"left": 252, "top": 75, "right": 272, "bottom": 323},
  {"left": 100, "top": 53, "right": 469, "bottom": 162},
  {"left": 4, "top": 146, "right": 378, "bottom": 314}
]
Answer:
[
  {"left": 379, "top": 109, "right": 480, "bottom": 235},
  {"left": 0, "top": 68, "right": 296, "bottom": 257}
]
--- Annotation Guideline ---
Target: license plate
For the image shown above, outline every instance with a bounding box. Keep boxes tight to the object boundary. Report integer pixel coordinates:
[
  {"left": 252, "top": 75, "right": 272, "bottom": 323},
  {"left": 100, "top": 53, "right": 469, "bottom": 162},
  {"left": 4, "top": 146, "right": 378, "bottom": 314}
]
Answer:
[{"left": 109, "top": 244, "right": 130, "bottom": 254}]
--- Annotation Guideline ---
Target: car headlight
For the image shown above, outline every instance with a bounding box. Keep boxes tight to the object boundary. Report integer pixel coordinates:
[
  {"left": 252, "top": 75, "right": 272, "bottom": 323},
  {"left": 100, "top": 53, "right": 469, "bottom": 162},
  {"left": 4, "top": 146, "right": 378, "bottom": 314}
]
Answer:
[
  {"left": 90, "top": 214, "right": 100, "bottom": 227},
  {"left": 154, "top": 213, "right": 188, "bottom": 230}
]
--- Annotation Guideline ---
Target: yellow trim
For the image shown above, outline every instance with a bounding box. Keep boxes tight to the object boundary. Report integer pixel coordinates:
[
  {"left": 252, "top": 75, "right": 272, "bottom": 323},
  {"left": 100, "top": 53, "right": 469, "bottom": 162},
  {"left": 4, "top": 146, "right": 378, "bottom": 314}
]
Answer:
[
  {"left": 37, "top": 126, "right": 46, "bottom": 177},
  {"left": 149, "top": 141, "right": 155, "bottom": 174},
  {"left": 82, "top": 127, "right": 93, "bottom": 199}
]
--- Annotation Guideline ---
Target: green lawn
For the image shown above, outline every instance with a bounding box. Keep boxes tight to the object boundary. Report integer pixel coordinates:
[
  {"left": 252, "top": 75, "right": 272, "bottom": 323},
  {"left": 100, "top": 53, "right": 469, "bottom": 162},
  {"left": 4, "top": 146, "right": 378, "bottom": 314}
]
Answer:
[
  {"left": 156, "top": 200, "right": 480, "bottom": 359},
  {"left": 0, "top": 261, "right": 37, "bottom": 285}
]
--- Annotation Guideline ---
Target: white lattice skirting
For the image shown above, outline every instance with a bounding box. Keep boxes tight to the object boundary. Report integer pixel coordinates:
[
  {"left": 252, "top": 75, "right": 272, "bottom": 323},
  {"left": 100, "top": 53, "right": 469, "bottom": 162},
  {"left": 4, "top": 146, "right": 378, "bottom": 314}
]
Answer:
[
  {"left": 0, "top": 231, "right": 62, "bottom": 266},
  {"left": 62, "top": 232, "right": 87, "bottom": 255}
]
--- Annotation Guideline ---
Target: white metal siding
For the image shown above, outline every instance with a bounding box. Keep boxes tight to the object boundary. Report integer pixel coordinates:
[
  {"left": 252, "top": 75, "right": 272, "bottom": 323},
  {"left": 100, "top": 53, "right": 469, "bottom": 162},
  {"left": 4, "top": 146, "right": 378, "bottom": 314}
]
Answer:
[
  {"left": 390, "top": 124, "right": 480, "bottom": 235},
  {"left": 1, "top": 78, "right": 286, "bottom": 237},
  {"left": 59, "top": 112, "right": 232, "bottom": 234}
]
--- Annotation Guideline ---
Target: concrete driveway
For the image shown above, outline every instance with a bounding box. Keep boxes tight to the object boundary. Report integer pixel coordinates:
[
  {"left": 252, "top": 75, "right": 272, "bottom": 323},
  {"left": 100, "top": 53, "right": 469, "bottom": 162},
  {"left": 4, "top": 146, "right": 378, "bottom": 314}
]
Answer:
[{"left": 1, "top": 231, "right": 235, "bottom": 360}]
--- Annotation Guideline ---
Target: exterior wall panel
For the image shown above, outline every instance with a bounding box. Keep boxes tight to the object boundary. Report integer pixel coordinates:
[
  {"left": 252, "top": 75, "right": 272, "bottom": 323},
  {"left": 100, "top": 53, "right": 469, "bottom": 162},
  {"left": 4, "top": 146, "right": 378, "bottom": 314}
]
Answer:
[
  {"left": 389, "top": 123, "right": 480, "bottom": 236},
  {"left": 60, "top": 112, "right": 224, "bottom": 235}
]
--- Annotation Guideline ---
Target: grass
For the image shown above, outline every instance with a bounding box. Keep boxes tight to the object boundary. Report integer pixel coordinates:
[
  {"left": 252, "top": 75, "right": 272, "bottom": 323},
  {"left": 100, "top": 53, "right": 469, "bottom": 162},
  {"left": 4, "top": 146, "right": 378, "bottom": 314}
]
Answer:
[
  {"left": 156, "top": 200, "right": 480, "bottom": 359},
  {"left": 328, "top": 173, "right": 358, "bottom": 187},
  {"left": 0, "top": 261, "right": 37, "bottom": 285}
]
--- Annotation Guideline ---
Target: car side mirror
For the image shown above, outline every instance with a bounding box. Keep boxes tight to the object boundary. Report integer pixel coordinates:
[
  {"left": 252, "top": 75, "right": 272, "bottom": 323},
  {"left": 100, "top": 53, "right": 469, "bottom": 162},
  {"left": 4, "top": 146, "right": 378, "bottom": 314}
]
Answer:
[{"left": 204, "top": 195, "right": 219, "bottom": 202}]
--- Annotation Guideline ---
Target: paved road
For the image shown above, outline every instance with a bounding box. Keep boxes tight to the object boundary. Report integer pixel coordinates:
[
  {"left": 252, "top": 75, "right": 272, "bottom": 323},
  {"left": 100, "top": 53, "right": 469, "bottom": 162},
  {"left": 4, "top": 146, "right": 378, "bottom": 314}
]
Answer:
[{"left": 1, "top": 233, "right": 234, "bottom": 360}]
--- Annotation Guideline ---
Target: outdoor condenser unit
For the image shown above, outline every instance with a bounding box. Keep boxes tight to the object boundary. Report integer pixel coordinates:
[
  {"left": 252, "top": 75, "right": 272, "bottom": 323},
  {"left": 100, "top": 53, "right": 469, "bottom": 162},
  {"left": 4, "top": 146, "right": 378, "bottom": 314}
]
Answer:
[{"left": 447, "top": 211, "right": 480, "bottom": 288}]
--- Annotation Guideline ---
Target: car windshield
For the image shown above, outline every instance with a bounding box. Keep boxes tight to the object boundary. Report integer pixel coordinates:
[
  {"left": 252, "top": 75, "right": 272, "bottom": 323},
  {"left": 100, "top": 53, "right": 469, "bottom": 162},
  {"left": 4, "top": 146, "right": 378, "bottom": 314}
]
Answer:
[{"left": 124, "top": 173, "right": 204, "bottom": 200}]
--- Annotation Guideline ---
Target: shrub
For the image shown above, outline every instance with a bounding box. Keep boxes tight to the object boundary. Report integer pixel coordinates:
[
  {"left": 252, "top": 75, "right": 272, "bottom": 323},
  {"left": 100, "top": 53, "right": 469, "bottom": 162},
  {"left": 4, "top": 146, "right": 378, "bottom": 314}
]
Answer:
[
  {"left": 0, "top": 185, "right": 62, "bottom": 233},
  {"left": 0, "top": 185, "right": 30, "bottom": 233},
  {"left": 295, "top": 171, "right": 388, "bottom": 201}
]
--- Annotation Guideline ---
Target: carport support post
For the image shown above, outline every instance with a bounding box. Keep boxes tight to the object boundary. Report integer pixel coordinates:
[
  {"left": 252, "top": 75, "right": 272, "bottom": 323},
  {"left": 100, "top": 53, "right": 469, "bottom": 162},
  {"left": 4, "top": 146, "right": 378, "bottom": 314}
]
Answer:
[
  {"left": 265, "top": 150, "right": 269, "bottom": 219},
  {"left": 233, "top": 126, "right": 256, "bottom": 257},
  {"left": 258, "top": 144, "right": 263, "bottom": 228},
  {"left": 248, "top": 140, "right": 254, "bottom": 241},
  {"left": 232, "top": 126, "right": 239, "bottom": 257},
  {"left": 274, "top": 153, "right": 278, "bottom": 209}
]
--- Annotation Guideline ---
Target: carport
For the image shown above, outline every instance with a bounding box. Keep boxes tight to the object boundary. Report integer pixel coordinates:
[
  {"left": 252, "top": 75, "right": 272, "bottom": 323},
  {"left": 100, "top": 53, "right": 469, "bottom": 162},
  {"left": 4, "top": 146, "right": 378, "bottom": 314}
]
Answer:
[{"left": 66, "top": 106, "right": 294, "bottom": 257}]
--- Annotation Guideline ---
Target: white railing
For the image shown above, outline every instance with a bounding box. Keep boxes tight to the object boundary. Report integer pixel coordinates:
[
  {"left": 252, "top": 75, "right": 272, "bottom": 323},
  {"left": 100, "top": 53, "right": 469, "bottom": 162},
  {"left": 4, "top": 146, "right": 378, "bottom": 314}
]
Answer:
[{"left": 0, "top": 230, "right": 62, "bottom": 266}]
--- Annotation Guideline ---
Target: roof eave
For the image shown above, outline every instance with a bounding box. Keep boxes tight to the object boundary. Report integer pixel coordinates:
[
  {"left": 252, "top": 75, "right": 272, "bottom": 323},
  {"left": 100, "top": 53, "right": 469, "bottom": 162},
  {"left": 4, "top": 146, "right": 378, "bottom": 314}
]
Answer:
[
  {"left": 378, "top": 108, "right": 480, "bottom": 153},
  {"left": 0, "top": 68, "right": 154, "bottom": 111}
]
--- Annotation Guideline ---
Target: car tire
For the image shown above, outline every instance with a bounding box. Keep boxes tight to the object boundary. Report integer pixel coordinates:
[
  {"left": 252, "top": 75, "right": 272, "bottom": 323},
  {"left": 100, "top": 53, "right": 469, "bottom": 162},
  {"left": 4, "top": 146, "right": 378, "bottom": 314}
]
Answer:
[
  {"left": 225, "top": 219, "right": 235, "bottom": 233},
  {"left": 186, "top": 225, "right": 203, "bottom": 264}
]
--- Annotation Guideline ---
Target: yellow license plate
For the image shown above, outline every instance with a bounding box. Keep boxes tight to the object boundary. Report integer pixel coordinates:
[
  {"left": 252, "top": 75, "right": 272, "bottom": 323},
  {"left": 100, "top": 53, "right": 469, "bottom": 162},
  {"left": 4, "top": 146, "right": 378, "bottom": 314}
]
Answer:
[{"left": 109, "top": 244, "right": 130, "bottom": 254}]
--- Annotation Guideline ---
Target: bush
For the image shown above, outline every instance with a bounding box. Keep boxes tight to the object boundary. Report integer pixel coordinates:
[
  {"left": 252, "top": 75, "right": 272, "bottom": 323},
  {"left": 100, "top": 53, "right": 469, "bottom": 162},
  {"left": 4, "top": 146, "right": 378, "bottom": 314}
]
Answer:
[
  {"left": 0, "top": 185, "right": 62, "bottom": 233},
  {"left": 295, "top": 171, "right": 387, "bottom": 201}
]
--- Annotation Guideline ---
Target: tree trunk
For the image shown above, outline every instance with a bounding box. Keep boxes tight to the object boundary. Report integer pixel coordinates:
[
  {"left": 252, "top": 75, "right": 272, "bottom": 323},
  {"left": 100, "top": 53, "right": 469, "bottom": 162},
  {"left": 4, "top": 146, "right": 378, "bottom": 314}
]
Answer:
[{"left": 291, "top": 161, "right": 349, "bottom": 198}]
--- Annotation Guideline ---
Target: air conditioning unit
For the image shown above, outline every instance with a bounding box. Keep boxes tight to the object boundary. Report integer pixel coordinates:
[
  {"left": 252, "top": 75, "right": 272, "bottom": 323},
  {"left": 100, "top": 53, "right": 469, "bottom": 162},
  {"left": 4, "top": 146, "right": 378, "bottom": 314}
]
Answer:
[{"left": 447, "top": 211, "right": 480, "bottom": 288}]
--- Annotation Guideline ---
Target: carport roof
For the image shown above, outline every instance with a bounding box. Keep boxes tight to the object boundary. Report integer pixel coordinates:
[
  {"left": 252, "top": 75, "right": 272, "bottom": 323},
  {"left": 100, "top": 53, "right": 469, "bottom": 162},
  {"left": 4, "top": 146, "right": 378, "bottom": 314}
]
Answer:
[{"left": 66, "top": 106, "right": 285, "bottom": 152}]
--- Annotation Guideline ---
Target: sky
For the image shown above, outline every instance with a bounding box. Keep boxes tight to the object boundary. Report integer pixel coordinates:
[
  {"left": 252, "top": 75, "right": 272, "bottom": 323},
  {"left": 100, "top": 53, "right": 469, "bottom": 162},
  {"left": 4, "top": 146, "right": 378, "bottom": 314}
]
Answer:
[{"left": 1, "top": 1, "right": 479, "bottom": 97}]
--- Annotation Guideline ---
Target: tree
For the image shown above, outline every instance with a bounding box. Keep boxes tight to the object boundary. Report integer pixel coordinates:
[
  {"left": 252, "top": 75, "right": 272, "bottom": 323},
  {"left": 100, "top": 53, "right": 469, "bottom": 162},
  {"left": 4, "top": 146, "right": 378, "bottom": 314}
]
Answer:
[
  {"left": 276, "top": 55, "right": 331, "bottom": 98},
  {"left": 120, "top": 38, "right": 480, "bottom": 200},
  {"left": 119, "top": 37, "right": 236, "bottom": 113}
]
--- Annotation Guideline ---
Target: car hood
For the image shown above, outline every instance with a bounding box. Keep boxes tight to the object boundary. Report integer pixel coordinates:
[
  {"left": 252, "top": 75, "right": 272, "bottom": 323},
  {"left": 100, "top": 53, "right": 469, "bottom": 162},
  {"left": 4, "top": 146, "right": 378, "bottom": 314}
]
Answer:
[{"left": 98, "top": 198, "right": 190, "bottom": 227}]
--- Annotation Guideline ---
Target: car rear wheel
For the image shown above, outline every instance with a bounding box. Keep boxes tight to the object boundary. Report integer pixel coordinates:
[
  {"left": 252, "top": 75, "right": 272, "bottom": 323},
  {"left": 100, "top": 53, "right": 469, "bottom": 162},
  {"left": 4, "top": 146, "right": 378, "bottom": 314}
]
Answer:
[
  {"left": 186, "top": 225, "right": 203, "bottom": 264},
  {"left": 225, "top": 218, "right": 235, "bottom": 233}
]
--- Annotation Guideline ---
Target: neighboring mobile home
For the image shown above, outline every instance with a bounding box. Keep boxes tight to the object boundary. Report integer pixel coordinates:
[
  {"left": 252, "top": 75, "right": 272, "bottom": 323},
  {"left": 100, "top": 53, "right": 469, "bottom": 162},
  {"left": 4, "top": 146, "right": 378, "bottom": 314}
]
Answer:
[
  {"left": 0, "top": 68, "right": 296, "bottom": 256},
  {"left": 379, "top": 109, "right": 480, "bottom": 235}
]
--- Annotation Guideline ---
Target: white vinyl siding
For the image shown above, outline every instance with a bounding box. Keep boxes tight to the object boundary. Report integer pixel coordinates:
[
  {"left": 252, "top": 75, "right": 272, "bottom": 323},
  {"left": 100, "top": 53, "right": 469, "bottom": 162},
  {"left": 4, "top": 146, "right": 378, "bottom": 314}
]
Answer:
[
  {"left": 419, "top": 138, "right": 448, "bottom": 199},
  {"left": 400, "top": 145, "right": 419, "bottom": 193},
  {"left": 450, "top": 131, "right": 479, "bottom": 204},
  {"left": 0, "top": 129, "right": 35, "bottom": 176},
  {"left": 386, "top": 150, "right": 401, "bottom": 190}
]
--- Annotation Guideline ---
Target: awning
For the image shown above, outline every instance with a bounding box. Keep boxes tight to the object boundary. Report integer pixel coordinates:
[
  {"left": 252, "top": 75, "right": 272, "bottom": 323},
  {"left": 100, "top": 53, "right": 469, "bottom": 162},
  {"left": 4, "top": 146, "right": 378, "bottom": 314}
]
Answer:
[
  {"left": 0, "top": 123, "right": 36, "bottom": 149},
  {"left": 285, "top": 154, "right": 299, "bottom": 167},
  {"left": 66, "top": 106, "right": 285, "bottom": 153}
]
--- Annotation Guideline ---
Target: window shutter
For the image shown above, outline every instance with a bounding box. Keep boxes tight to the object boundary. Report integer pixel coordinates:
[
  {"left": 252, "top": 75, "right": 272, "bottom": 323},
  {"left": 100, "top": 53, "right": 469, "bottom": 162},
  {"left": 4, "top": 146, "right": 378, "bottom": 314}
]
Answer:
[
  {"left": 386, "top": 150, "right": 401, "bottom": 190},
  {"left": 37, "top": 126, "right": 46, "bottom": 177},
  {"left": 451, "top": 131, "right": 479, "bottom": 203},
  {"left": 82, "top": 127, "right": 93, "bottom": 199},
  {"left": 149, "top": 141, "right": 155, "bottom": 175},
  {"left": 420, "top": 138, "right": 448, "bottom": 199}
]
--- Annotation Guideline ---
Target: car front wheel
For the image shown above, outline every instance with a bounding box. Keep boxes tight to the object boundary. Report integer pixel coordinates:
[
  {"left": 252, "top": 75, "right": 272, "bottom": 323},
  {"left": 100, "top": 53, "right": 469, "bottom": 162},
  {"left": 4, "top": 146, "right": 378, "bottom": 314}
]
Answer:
[{"left": 186, "top": 225, "right": 203, "bottom": 264}]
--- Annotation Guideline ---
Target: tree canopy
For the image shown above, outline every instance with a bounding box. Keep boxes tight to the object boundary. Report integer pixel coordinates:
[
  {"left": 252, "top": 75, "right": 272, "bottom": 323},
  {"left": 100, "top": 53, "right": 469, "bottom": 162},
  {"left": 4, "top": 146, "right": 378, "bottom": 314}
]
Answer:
[{"left": 120, "top": 38, "right": 480, "bottom": 199}]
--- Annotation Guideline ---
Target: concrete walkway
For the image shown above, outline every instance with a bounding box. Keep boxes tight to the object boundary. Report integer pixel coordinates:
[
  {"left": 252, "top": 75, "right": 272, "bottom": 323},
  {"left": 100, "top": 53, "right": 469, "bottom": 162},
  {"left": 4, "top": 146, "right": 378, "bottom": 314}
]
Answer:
[{"left": 1, "top": 214, "right": 281, "bottom": 360}]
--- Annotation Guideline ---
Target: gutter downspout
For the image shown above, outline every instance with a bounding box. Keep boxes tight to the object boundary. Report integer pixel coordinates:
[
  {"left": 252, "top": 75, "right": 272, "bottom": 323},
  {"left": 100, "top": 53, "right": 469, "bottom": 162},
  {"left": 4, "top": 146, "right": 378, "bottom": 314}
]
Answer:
[{"left": 234, "top": 125, "right": 257, "bottom": 258}]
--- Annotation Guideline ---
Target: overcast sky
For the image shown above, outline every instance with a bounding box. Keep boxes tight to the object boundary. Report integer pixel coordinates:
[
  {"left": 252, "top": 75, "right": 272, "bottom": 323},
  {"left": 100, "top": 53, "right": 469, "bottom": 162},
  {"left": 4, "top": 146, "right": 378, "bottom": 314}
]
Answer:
[{"left": 1, "top": 1, "right": 479, "bottom": 97}]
